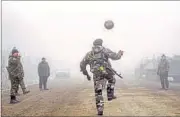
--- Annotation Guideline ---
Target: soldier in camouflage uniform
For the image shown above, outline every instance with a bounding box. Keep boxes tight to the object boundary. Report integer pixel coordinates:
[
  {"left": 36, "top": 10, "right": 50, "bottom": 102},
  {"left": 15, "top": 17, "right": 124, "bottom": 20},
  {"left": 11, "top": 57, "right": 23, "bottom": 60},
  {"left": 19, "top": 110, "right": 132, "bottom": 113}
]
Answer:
[
  {"left": 80, "top": 39, "right": 123, "bottom": 115},
  {"left": 157, "top": 54, "right": 170, "bottom": 90},
  {"left": 10, "top": 47, "right": 30, "bottom": 96},
  {"left": 7, "top": 51, "right": 23, "bottom": 103}
]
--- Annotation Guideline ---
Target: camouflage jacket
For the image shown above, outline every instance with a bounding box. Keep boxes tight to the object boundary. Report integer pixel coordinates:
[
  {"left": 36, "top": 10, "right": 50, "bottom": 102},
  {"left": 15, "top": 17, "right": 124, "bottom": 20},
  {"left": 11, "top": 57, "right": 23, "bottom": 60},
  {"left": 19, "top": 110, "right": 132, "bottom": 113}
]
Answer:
[
  {"left": 80, "top": 46, "right": 122, "bottom": 75},
  {"left": 7, "top": 56, "right": 24, "bottom": 78},
  {"left": 157, "top": 59, "right": 169, "bottom": 74}
]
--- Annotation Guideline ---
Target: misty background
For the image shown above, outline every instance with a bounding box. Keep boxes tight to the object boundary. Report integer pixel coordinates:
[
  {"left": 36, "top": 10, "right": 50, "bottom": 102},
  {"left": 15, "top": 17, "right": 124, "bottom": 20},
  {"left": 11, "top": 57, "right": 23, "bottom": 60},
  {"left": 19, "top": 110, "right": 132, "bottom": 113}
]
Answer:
[{"left": 2, "top": 1, "right": 180, "bottom": 88}]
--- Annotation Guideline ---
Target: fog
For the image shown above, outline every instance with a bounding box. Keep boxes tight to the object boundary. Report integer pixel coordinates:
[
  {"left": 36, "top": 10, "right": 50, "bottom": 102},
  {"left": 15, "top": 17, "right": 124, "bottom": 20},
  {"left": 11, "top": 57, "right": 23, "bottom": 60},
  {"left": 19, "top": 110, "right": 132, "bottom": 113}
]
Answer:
[{"left": 2, "top": 1, "right": 180, "bottom": 82}]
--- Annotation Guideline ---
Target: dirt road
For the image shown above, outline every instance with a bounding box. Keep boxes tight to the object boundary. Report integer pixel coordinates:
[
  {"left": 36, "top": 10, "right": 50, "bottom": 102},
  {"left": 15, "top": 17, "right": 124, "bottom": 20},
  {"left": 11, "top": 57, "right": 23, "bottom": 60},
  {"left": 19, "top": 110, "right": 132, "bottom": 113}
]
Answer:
[{"left": 2, "top": 77, "right": 180, "bottom": 116}]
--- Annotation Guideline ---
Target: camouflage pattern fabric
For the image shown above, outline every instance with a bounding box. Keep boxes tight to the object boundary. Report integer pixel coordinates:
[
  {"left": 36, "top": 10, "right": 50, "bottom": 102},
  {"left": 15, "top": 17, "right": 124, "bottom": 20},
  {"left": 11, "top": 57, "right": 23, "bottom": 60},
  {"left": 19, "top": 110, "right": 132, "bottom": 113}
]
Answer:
[
  {"left": 7, "top": 55, "right": 24, "bottom": 96},
  {"left": 80, "top": 45, "right": 123, "bottom": 114}
]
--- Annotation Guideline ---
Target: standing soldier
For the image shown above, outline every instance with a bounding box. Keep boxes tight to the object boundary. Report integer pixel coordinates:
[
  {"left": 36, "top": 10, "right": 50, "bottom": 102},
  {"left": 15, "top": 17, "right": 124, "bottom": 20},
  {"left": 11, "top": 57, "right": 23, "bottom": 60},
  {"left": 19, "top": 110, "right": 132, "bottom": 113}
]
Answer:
[
  {"left": 7, "top": 51, "right": 22, "bottom": 103},
  {"left": 10, "top": 47, "right": 30, "bottom": 96},
  {"left": 157, "top": 54, "right": 170, "bottom": 90},
  {"left": 80, "top": 39, "right": 123, "bottom": 115},
  {"left": 38, "top": 57, "right": 50, "bottom": 90}
]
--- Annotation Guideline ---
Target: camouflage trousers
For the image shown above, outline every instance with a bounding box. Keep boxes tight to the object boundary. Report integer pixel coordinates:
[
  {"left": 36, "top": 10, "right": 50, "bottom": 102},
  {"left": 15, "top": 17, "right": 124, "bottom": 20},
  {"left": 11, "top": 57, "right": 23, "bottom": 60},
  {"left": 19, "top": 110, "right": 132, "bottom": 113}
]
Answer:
[
  {"left": 17, "top": 79, "right": 27, "bottom": 93},
  {"left": 93, "top": 74, "right": 116, "bottom": 112},
  {"left": 10, "top": 76, "right": 21, "bottom": 96},
  {"left": 160, "top": 72, "right": 169, "bottom": 89}
]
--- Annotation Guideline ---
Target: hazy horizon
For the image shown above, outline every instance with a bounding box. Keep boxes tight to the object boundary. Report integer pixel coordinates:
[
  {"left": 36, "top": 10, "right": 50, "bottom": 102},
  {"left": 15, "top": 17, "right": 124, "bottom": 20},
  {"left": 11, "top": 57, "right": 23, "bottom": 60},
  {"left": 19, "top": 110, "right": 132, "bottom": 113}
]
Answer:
[{"left": 2, "top": 1, "right": 180, "bottom": 74}]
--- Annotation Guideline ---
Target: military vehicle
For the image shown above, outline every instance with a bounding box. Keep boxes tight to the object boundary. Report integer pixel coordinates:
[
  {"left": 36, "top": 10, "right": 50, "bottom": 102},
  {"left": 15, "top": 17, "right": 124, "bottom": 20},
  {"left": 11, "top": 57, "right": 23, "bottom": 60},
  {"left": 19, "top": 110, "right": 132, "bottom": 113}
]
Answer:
[
  {"left": 135, "top": 55, "right": 180, "bottom": 82},
  {"left": 168, "top": 55, "right": 180, "bottom": 82},
  {"left": 135, "top": 57, "right": 158, "bottom": 80},
  {"left": 55, "top": 69, "right": 70, "bottom": 79}
]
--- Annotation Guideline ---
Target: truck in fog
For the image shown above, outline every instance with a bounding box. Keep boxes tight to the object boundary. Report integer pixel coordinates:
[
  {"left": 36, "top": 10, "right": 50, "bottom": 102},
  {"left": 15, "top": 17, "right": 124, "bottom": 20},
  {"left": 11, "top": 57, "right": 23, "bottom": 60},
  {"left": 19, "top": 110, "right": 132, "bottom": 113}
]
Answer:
[
  {"left": 168, "top": 55, "right": 180, "bottom": 82},
  {"left": 135, "top": 55, "right": 180, "bottom": 82},
  {"left": 55, "top": 69, "right": 70, "bottom": 79}
]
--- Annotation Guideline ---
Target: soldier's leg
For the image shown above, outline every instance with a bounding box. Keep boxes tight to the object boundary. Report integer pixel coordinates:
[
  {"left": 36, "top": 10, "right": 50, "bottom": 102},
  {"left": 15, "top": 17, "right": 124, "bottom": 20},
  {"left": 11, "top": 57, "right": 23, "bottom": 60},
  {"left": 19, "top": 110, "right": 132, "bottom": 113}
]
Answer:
[
  {"left": 160, "top": 75, "right": 165, "bottom": 89},
  {"left": 15, "top": 84, "right": 20, "bottom": 96},
  {"left": 19, "top": 78, "right": 30, "bottom": 94},
  {"left": 16, "top": 85, "right": 19, "bottom": 93},
  {"left": 10, "top": 77, "right": 20, "bottom": 104},
  {"left": 103, "top": 79, "right": 107, "bottom": 89},
  {"left": 106, "top": 75, "right": 116, "bottom": 101},
  {"left": 93, "top": 76, "right": 104, "bottom": 115},
  {"left": 39, "top": 76, "right": 43, "bottom": 90}
]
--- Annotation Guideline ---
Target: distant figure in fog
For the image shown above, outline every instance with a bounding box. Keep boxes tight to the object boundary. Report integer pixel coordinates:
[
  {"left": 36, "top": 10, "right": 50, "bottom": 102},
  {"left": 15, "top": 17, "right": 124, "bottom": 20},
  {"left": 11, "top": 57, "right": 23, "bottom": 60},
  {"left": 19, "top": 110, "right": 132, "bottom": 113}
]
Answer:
[
  {"left": 38, "top": 57, "right": 50, "bottom": 91},
  {"left": 157, "top": 54, "right": 170, "bottom": 90}
]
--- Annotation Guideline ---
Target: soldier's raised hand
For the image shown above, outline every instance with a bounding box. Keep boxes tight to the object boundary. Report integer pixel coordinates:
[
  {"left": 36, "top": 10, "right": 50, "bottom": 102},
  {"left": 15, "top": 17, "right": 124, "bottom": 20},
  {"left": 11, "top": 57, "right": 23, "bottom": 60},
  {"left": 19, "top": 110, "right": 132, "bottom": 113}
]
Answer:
[{"left": 118, "top": 50, "right": 124, "bottom": 56}]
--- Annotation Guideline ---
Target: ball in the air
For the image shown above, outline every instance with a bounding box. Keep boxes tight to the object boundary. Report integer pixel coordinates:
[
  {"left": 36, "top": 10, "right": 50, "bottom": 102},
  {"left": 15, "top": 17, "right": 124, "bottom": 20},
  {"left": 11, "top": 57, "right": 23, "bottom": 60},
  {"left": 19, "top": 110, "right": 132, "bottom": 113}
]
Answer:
[{"left": 104, "top": 20, "right": 114, "bottom": 30}]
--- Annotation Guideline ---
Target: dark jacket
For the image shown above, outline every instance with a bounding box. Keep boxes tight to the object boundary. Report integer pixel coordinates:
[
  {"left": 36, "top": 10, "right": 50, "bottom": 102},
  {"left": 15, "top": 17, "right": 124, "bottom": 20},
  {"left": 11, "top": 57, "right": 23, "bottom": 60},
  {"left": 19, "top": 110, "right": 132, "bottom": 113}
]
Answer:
[{"left": 38, "top": 61, "right": 50, "bottom": 77}]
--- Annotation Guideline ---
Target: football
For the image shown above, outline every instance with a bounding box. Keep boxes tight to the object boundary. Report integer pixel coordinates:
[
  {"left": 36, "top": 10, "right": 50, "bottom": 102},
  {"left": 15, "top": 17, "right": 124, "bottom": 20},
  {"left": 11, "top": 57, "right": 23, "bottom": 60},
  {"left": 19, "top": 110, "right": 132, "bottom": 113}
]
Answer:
[{"left": 104, "top": 20, "right": 114, "bottom": 30}]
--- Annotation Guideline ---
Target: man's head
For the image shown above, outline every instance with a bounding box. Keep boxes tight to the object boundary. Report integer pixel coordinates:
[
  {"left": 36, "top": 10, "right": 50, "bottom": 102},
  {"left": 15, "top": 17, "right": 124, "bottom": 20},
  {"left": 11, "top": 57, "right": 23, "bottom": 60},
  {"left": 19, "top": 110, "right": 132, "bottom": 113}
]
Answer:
[
  {"left": 93, "top": 39, "right": 103, "bottom": 46},
  {"left": 42, "top": 57, "right": 46, "bottom": 62},
  {"left": 11, "top": 47, "right": 19, "bottom": 55}
]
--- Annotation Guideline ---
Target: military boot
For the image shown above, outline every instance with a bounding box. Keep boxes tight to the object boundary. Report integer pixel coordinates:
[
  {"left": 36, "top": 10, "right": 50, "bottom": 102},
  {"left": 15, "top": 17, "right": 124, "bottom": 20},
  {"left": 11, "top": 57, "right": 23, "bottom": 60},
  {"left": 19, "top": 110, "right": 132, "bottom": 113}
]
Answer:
[
  {"left": 97, "top": 105, "right": 103, "bottom": 116},
  {"left": 112, "top": 95, "right": 117, "bottom": 99},
  {"left": 97, "top": 111, "right": 103, "bottom": 116},
  {"left": 10, "top": 95, "right": 20, "bottom": 104},
  {"left": 23, "top": 90, "right": 30, "bottom": 94},
  {"left": 108, "top": 95, "right": 117, "bottom": 101}
]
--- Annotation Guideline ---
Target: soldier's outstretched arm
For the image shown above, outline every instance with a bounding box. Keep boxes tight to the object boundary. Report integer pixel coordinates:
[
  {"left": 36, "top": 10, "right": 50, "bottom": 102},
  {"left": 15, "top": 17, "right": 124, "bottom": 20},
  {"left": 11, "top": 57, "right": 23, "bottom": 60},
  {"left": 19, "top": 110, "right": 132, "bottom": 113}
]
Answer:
[
  {"left": 80, "top": 52, "right": 90, "bottom": 72},
  {"left": 104, "top": 48, "right": 123, "bottom": 60},
  {"left": 80, "top": 52, "right": 92, "bottom": 80}
]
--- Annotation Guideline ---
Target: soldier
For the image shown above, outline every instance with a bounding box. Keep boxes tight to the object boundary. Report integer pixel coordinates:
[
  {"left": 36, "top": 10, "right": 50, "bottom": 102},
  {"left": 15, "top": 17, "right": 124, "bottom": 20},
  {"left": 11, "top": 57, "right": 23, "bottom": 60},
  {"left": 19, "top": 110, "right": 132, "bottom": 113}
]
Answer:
[
  {"left": 10, "top": 47, "right": 30, "bottom": 96},
  {"left": 7, "top": 51, "right": 22, "bottom": 103},
  {"left": 80, "top": 39, "right": 123, "bottom": 115},
  {"left": 38, "top": 57, "right": 50, "bottom": 90},
  {"left": 157, "top": 54, "right": 170, "bottom": 90}
]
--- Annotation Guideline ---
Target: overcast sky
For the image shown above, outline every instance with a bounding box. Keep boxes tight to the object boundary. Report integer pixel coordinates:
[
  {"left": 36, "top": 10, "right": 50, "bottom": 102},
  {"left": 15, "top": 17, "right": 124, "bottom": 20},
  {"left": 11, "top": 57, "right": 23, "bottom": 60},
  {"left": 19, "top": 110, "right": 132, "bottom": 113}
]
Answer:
[{"left": 2, "top": 1, "right": 180, "bottom": 72}]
